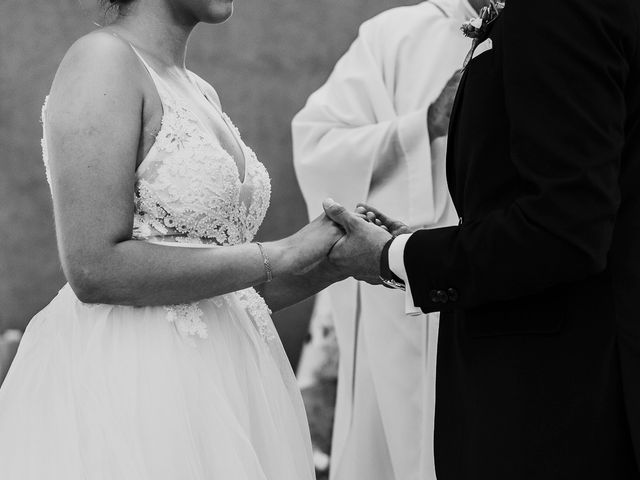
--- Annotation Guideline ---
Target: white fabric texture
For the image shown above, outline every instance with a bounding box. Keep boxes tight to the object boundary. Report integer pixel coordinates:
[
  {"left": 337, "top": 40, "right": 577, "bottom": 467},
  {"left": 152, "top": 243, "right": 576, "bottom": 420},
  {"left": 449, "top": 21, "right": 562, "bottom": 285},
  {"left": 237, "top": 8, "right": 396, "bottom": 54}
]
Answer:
[
  {"left": 292, "top": 2, "right": 475, "bottom": 479},
  {"left": 0, "top": 46, "right": 314, "bottom": 480}
]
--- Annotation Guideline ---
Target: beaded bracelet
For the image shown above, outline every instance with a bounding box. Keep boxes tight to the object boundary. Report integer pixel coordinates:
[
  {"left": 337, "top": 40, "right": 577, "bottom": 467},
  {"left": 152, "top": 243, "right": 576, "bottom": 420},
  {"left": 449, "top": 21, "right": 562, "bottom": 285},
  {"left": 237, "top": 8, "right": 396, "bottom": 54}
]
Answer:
[{"left": 255, "top": 242, "right": 273, "bottom": 283}]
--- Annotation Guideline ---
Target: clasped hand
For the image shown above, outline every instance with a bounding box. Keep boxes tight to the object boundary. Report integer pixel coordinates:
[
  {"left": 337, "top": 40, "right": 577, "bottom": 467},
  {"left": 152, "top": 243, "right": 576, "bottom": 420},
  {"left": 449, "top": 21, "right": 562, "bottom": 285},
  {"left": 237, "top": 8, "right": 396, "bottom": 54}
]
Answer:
[
  {"left": 321, "top": 199, "right": 411, "bottom": 284},
  {"left": 290, "top": 199, "right": 410, "bottom": 284}
]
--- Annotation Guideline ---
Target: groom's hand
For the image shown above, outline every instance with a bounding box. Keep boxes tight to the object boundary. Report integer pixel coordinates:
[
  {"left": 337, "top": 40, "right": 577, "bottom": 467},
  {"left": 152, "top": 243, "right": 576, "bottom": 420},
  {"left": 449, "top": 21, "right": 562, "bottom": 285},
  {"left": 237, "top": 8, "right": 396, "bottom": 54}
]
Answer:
[{"left": 322, "top": 198, "right": 392, "bottom": 283}]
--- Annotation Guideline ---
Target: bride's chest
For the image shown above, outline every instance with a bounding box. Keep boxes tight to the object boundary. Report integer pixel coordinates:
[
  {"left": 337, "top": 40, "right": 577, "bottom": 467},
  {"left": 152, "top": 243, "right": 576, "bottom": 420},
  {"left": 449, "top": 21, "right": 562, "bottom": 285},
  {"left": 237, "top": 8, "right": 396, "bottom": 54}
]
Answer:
[{"left": 134, "top": 93, "right": 271, "bottom": 244}]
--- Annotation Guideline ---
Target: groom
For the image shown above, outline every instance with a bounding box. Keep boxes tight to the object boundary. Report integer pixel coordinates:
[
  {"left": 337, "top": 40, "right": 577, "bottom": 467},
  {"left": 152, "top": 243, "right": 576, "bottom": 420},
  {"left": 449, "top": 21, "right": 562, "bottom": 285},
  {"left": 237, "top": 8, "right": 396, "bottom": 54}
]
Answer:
[{"left": 323, "top": 0, "right": 640, "bottom": 478}]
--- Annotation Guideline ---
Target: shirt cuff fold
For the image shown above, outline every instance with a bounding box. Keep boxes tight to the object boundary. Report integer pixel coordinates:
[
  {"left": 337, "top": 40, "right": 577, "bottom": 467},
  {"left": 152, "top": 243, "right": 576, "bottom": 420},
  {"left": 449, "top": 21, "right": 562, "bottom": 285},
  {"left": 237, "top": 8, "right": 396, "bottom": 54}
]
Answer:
[{"left": 389, "top": 234, "right": 422, "bottom": 315}]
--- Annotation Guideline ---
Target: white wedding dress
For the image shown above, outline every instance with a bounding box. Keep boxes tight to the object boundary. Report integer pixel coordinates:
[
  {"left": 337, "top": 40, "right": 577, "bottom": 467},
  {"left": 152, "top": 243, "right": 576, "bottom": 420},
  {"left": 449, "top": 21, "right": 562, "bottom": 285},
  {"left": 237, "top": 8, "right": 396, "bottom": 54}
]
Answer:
[{"left": 0, "top": 46, "right": 315, "bottom": 480}]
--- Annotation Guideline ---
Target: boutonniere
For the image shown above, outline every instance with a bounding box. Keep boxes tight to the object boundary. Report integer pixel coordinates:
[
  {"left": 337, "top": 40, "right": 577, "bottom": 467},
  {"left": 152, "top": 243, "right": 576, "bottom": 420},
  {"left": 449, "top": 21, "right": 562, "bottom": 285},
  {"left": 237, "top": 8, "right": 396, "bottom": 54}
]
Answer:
[
  {"left": 461, "top": 1, "right": 505, "bottom": 39},
  {"left": 461, "top": 1, "right": 505, "bottom": 68}
]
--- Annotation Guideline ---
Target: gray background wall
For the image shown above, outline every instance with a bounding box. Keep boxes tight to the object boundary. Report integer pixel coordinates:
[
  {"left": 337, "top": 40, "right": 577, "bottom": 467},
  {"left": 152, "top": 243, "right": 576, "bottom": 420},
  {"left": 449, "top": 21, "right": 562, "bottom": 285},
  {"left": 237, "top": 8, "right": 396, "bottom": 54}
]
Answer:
[{"left": 0, "top": 0, "right": 416, "bottom": 367}]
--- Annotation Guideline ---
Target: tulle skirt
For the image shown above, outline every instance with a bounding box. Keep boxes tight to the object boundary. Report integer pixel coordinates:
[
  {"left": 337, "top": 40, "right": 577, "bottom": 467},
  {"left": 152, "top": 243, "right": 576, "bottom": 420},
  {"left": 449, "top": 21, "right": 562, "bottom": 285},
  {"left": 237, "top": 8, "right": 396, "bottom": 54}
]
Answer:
[{"left": 0, "top": 283, "right": 315, "bottom": 480}]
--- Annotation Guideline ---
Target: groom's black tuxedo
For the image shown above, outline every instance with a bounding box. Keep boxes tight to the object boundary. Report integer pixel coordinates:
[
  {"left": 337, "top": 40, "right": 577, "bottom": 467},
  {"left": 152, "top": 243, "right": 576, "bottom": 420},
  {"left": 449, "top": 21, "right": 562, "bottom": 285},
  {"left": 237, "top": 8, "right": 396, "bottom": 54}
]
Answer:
[{"left": 403, "top": 0, "right": 640, "bottom": 478}]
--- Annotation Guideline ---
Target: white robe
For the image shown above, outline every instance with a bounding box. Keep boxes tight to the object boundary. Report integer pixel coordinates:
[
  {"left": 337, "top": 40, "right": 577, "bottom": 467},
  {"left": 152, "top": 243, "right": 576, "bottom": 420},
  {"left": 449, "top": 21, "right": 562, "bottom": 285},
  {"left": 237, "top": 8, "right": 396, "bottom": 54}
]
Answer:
[{"left": 292, "top": 2, "right": 476, "bottom": 479}]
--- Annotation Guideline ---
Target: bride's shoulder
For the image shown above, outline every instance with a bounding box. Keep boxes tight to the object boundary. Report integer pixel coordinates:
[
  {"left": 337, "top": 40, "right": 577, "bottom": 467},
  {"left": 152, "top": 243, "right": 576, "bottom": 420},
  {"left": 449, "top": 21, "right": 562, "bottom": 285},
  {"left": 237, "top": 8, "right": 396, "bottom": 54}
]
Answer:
[
  {"left": 47, "top": 30, "right": 146, "bottom": 110},
  {"left": 60, "top": 30, "right": 139, "bottom": 72}
]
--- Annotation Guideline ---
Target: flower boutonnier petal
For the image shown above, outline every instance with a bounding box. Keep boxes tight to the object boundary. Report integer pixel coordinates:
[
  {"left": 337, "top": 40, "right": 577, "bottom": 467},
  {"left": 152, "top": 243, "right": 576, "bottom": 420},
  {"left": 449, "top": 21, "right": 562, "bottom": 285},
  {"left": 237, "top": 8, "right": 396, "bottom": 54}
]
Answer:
[{"left": 461, "top": 1, "right": 505, "bottom": 40}]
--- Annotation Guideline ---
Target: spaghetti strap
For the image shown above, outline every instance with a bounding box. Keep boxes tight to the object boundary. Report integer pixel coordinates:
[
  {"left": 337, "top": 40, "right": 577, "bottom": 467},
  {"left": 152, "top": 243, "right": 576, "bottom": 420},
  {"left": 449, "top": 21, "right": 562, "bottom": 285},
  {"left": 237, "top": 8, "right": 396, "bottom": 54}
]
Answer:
[
  {"left": 128, "top": 45, "right": 161, "bottom": 82},
  {"left": 104, "top": 33, "right": 170, "bottom": 175},
  {"left": 108, "top": 32, "right": 168, "bottom": 95}
]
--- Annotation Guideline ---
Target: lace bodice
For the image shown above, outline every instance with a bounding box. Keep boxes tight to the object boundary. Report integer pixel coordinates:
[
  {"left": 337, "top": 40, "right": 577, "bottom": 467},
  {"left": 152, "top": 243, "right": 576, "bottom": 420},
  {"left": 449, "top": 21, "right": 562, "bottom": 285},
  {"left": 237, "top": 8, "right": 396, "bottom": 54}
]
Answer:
[
  {"left": 42, "top": 60, "right": 271, "bottom": 248},
  {"left": 132, "top": 82, "right": 271, "bottom": 246}
]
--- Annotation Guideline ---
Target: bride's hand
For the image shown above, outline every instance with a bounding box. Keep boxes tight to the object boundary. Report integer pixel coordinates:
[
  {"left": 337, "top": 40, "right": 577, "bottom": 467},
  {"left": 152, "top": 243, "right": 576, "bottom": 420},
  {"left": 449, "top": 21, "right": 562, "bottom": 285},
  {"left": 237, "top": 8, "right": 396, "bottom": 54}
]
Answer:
[
  {"left": 273, "top": 214, "right": 344, "bottom": 275},
  {"left": 355, "top": 203, "right": 413, "bottom": 237}
]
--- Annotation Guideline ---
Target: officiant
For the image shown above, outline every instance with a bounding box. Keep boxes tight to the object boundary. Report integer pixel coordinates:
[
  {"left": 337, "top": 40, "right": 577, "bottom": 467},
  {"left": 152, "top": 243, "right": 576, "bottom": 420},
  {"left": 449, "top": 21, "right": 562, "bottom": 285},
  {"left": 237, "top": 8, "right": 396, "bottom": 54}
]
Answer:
[{"left": 292, "top": 1, "right": 484, "bottom": 479}]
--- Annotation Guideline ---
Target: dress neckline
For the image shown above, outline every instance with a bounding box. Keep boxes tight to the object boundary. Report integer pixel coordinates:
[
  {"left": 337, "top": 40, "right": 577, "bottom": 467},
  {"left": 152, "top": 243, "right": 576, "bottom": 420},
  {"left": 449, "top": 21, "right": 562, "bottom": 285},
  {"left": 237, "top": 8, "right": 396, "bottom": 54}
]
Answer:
[{"left": 120, "top": 36, "right": 249, "bottom": 185}]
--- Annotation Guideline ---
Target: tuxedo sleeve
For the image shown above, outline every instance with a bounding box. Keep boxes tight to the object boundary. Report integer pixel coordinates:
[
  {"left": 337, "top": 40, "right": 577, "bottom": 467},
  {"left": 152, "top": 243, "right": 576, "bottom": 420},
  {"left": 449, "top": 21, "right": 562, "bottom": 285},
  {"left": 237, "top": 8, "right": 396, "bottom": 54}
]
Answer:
[{"left": 404, "top": 0, "right": 630, "bottom": 313}]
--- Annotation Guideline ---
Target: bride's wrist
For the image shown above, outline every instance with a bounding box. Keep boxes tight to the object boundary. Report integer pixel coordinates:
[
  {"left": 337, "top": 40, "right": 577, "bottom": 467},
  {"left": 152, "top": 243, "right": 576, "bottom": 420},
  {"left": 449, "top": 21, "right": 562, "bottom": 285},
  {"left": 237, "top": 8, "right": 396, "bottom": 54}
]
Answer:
[{"left": 259, "top": 240, "right": 292, "bottom": 279}]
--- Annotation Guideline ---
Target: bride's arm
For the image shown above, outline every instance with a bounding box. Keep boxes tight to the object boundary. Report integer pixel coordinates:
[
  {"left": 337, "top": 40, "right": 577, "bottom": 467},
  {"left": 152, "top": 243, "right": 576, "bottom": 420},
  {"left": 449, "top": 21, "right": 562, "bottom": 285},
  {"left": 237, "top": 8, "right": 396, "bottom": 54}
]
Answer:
[
  {"left": 45, "top": 33, "right": 343, "bottom": 308},
  {"left": 257, "top": 259, "right": 346, "bottom": 313}
]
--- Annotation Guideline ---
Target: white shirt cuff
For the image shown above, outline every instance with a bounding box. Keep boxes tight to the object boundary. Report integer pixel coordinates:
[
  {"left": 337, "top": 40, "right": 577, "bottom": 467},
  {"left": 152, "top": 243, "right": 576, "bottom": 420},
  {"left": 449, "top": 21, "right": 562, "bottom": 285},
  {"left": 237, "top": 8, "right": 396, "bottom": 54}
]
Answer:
[{"left": 389, "top": 234, "right": 422, "bottom": 316}]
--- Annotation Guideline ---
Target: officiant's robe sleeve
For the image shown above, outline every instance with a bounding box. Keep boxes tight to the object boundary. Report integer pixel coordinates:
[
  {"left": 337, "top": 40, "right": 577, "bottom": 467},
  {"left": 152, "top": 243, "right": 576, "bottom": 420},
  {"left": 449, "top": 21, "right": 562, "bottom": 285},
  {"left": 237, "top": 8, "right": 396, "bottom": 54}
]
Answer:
[
  {"left": 403, "top": 0, "right": 635, "bottom": 313},
  {"left": 292, "top": 7, "right": 468, "bottom": 227},
  {"left": 292, "top": 9, "right": 473, "bottom": 479}
]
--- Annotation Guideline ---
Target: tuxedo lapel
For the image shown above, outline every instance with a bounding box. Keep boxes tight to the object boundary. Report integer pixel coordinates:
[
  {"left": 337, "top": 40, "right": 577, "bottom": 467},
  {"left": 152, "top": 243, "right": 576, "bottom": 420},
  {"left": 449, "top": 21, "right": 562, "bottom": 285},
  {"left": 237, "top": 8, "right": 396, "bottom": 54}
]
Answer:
[
  {"left": 445, "top": 68, "right": 470, "bottom": 216},
  {"left": 445, "top": 13, "right": 505, "bottom": 220}
]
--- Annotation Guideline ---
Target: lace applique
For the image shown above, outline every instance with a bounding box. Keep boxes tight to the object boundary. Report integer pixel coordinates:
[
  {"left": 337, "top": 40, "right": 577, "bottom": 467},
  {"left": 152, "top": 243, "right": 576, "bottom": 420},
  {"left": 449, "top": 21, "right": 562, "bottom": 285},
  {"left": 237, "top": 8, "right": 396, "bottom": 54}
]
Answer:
[
  {"left": 132, "top": 92, "right": 271, "bottom": 246},
  {"left": 165, "top": 303, "right": 208, "bottom": 341},
  {"left": 212, "top": 296, "right": 226, "bottom": 308},
  {"left": 132, "top": 212, "right": 160, "bottom": 241},
  {"left": 236, "top": 288, "right": 275, "bottom": 343},
  {"left": 133, "top": 181, "right": 171, "bottom": 235},
  {"left": 245, "top": 154, "right": 271, "bottom": 235},
  {"left": 221, "top": 111, "right": 242, "bottom": 139},
  {"left": 153, "top": 95, "right": 207, "bottom": 153}
]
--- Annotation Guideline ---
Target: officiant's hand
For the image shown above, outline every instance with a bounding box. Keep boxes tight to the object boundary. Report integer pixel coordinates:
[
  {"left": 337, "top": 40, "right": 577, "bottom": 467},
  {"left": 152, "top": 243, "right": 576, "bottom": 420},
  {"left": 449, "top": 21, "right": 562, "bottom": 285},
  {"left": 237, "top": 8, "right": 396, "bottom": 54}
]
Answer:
[
  {"left": 322, "top": 198, "right": 392, "bottom": 283},
  {"left": 355, "top": 203, "right": 413, "bottom": 237},
  {"left": 427, "top": 69, "right": 463, "bottom": 140}
]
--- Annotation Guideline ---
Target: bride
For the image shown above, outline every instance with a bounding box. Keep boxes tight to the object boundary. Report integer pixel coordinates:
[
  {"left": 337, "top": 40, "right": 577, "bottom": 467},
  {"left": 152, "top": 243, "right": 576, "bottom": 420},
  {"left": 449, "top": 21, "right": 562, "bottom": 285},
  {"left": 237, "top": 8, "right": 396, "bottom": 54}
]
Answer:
[{"left": 0, "top": 0, "right": 345, "bottom": 478}]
